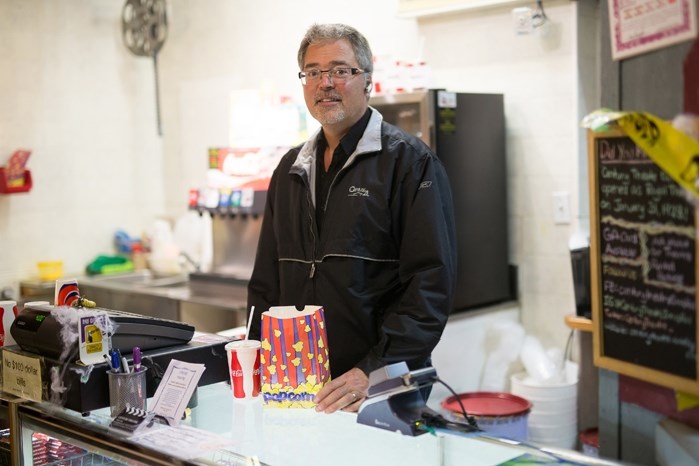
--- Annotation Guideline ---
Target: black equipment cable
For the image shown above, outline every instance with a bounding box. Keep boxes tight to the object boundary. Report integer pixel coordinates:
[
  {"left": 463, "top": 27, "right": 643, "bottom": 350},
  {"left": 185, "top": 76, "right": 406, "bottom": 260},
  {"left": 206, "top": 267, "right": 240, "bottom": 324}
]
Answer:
[{"left": 433, "top": 376, "right": 479, "bottom": 429}]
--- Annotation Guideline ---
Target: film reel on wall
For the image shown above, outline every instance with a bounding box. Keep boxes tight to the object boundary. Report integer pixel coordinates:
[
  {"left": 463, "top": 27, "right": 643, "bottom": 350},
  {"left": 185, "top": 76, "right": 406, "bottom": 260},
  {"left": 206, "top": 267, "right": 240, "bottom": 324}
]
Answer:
[{"left": 122, "top": 0, "right": 168, "bottom": 135}]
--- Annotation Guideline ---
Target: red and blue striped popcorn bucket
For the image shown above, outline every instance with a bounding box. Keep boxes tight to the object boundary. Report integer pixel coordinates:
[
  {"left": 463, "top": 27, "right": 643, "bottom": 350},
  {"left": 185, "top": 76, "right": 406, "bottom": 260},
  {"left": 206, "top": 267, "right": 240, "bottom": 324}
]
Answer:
[{"left": 260, "top": 305, "right": 330, "bottom": 408}]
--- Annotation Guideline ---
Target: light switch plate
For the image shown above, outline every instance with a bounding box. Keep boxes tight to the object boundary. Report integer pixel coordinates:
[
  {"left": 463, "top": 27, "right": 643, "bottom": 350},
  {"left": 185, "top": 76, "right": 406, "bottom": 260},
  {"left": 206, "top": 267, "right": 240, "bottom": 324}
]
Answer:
[{"left": 553, "top": 191, "right": 571, "bottom": 224}]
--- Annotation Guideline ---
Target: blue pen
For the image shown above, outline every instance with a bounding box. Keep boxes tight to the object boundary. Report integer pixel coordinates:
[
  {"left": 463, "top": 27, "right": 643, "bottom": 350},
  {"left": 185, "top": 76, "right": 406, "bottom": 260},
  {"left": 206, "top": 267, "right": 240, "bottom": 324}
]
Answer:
[
  {"left": 132, "top": 347, "right": 142, "bottom": 372},
  {"left": 110, "top": 350, "right": 121, "bottom": 373}
]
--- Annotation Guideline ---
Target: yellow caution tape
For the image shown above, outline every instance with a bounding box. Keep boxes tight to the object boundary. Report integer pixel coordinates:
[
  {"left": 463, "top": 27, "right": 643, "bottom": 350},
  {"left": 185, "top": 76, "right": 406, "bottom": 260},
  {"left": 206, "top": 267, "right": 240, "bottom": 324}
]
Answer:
[
  {"left": 676, "top": 390, "right": 699, "bottom": 411},
  {"left": 582, "top": 109, "right": 699, "bottom": 200}
]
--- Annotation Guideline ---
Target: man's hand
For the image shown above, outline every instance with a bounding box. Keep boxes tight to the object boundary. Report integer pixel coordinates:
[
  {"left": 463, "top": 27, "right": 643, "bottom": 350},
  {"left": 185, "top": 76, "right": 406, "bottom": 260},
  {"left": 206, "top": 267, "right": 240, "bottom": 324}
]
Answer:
[{"left": 314, "top": 368, "right": 369, "bottom": 414}]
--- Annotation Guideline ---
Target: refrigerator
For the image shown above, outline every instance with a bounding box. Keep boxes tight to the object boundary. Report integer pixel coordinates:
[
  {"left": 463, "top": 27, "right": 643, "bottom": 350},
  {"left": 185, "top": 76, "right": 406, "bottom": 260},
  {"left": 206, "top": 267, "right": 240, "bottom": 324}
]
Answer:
[{"left": 369, "top": 90, "right": 513, "bottom": 313}]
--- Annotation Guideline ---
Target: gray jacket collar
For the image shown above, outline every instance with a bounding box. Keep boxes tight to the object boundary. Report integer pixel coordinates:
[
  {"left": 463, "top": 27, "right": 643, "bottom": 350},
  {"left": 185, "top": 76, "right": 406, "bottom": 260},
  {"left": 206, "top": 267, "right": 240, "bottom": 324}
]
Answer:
[{"left": 291, "top": 107, "right": 383, "bottom": 207}]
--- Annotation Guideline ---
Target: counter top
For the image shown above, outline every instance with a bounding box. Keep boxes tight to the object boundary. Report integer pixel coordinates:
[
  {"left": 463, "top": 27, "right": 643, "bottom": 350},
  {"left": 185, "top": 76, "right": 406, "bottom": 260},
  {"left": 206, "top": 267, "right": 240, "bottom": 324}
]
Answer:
[
  {"left": 78, "top": 270, "right": 248, "bottom": 312},
  {"left": 134, "top": 281, "right": 248, "bottom": 311},
  {"left": 21, "top": 270, "right": 250, "bottom": 313},
  {"left": 18, "top": 382, "right": 622, "bottom": 466}
]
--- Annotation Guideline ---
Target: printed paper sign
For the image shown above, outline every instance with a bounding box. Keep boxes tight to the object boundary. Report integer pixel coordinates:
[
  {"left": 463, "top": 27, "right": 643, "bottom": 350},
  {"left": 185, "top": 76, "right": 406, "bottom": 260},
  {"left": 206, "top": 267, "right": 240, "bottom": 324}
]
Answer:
[
  {"left": 79, "top": 312, "right": 110, "bottom": 366},
  {"left": 150, "top": 359, "right": 205, "bottom": 426},
  {"left": 2, "top": 350, "right": 42, "bottom": 401}
]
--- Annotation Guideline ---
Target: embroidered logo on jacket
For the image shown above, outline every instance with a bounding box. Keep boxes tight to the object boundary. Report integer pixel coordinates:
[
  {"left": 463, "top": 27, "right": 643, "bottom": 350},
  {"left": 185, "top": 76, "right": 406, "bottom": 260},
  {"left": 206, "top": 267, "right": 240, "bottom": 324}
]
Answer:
[
  {"left": 419, "top": 181, "right": 432, "bottom": 189},
  {"left": 348, "top": 186, "right": 370, "bottom": 197}
]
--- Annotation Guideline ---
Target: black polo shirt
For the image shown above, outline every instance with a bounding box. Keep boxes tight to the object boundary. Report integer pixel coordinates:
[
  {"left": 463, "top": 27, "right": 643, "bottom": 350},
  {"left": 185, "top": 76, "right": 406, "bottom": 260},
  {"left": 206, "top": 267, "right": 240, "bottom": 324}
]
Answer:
[{"left": 315, "top": 109, "right": 372, "bottom": 232}]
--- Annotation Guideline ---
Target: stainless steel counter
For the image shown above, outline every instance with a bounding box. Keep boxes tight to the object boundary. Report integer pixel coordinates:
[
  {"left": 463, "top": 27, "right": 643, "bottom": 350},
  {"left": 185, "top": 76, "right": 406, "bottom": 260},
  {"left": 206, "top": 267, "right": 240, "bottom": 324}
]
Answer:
[{"left": 77, "top": 270, "right": 249, "bottom": 334}]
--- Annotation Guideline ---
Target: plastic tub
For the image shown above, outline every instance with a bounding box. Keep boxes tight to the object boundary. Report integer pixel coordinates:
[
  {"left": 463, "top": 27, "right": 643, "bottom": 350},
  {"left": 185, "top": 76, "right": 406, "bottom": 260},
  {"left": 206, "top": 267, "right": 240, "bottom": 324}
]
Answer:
[
  {"left": 442, "top": 392, "right": 531, "bottom": 442},
  {"left": 37, "top": 261, "right": 64, "bottom": 281}
]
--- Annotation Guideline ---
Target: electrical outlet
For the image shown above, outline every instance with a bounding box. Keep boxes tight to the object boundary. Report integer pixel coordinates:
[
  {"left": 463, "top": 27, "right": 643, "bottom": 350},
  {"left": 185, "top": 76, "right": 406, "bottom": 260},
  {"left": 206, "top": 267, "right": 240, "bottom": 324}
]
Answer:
[
  {"left": 512, "top": 7, "right": 533, "bottom": 35},
  {"left": 553, "top": 191, "right": 571, "bottom": 224}
]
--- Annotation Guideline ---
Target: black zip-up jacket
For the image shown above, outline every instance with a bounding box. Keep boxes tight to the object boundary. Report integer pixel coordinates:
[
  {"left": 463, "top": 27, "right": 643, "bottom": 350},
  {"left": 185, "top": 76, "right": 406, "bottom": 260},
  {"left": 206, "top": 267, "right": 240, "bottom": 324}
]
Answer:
[{"left": 247, "top": 108, "right": 457, "bottom": 378}]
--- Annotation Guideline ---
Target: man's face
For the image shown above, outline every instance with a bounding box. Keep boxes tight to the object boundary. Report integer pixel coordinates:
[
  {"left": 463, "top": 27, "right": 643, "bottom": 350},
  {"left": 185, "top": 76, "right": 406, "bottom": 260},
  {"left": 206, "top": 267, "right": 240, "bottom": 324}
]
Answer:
[{"left": 301, "top": 38, "right": 369, "bottom": 133}]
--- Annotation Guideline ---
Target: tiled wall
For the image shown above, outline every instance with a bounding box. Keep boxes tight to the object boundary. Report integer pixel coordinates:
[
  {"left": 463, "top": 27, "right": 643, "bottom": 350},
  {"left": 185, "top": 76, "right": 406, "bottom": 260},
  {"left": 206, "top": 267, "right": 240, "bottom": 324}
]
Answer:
[{"left": 0, "top": 1, "right": 588, "bottom": 356}]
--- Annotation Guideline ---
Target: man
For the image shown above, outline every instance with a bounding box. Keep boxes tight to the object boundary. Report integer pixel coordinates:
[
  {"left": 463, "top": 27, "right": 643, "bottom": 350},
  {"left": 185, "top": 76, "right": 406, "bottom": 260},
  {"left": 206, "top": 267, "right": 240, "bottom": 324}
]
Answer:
[{"left": 247, "top": 23, "right": 456, "bottom": 414}]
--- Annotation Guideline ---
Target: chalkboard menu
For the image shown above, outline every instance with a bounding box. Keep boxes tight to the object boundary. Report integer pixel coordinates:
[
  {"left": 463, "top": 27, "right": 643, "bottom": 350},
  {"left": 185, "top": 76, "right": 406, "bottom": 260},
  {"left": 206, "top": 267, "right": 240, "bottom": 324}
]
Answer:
[{"left": 589, "top": 130, "right": 699, "bottom": 394}]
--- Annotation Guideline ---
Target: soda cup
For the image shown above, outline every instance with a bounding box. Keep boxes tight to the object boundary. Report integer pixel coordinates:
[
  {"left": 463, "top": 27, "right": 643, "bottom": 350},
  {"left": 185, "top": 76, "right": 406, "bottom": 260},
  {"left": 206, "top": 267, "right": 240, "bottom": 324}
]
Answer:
[
  {"left": 0, "top": 301, "right": 19, "bottom": 347},
  {"left": 225, "top": 340, "right": 261, "bottom": 400}
]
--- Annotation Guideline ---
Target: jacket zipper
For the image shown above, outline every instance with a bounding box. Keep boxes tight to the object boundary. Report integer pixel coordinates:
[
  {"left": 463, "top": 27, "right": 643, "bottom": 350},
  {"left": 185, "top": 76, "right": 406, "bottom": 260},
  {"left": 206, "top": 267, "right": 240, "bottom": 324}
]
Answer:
[
  {"left": 307, "top": 149, "right": 369, "bottom": 278},
  {"left": 313, "top": 152, "right": 369, "bottom": 276},
  {"left": 323, "top": 154, "right": 362, "bottom": 213},
  {"left": 306, "top": 186, "right": 317, "bottom": 280}
]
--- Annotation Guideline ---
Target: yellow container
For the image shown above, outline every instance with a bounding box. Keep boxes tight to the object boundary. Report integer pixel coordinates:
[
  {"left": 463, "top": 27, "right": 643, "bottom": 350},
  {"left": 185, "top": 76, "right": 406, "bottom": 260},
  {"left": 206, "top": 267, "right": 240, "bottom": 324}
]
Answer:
[{"left": 37, "top": 261, "right": 64, "bottom": 281}]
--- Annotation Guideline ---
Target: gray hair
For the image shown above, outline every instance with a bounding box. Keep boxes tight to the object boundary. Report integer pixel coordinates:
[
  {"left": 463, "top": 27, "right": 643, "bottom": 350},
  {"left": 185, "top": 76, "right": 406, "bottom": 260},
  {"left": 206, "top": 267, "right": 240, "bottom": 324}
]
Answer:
[{"left": 297, "top": 23, "right": 374, "bottom": 74}]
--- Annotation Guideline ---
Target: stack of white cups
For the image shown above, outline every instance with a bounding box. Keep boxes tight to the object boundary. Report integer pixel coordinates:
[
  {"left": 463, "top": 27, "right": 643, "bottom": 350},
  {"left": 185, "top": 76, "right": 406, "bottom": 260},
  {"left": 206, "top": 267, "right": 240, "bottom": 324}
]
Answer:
[{"left": 510, "top": 336, "right": 579, "bottom": 449}]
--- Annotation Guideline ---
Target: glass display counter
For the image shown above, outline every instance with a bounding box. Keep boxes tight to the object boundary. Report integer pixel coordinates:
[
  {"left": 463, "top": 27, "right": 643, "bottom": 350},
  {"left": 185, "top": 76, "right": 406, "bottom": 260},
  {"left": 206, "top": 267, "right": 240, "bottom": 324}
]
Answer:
[
  {"left": 2, "top": 382, "right": 625, "bottom": 466},
  {"left": 0, "top": 395, "right": 13, "bottom": 465},
  {"left": 18, "top": 402, "right": 167, "bottom": 465}
]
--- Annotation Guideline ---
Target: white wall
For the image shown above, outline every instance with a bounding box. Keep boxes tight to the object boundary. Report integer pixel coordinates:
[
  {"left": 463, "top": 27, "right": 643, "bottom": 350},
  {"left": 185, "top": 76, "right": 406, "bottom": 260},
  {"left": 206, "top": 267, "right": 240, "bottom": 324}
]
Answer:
[
  {"left": 0, "top": 0, "right": 165, "bottom": 284},
  {"left": 414, "top": 2, "right": 584, "bottom": 351},
  {"left": 0, "top": 1, "right": 588, "bottom": 355},
  {"left": 429, "top": 303, "right": 521, "bottom": 402}
]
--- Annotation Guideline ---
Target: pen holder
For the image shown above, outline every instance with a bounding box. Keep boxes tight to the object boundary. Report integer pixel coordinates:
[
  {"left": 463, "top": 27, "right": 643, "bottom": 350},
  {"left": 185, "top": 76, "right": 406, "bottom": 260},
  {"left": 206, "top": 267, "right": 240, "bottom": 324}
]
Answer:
[{"left": 108, "top": 368, "right": 147, "bottom": 417}]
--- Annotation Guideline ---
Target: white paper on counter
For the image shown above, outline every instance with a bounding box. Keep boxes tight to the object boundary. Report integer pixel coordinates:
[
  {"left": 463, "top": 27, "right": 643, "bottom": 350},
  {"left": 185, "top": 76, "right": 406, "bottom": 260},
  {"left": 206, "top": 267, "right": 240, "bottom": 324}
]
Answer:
[
  {"left": 150, "top": 359, "right": 205, "bottom": 426},
  {"left": 130, "top": 423, "right": 234, "bottom": 460}
]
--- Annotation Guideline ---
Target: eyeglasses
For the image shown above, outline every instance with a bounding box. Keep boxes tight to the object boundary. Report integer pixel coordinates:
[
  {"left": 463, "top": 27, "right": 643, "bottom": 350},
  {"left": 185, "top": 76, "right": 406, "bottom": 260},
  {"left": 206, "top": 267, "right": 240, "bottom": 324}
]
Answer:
[{"left": 298, "top": 67, "right": 365, "bottom": 85}]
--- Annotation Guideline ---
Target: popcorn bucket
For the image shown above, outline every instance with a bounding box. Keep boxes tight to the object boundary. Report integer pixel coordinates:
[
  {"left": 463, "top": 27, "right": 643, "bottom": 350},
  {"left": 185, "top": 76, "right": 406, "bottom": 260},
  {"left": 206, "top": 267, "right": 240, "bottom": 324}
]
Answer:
[{"left": 260, "top": 305, "right": 330, "bottom": 408}]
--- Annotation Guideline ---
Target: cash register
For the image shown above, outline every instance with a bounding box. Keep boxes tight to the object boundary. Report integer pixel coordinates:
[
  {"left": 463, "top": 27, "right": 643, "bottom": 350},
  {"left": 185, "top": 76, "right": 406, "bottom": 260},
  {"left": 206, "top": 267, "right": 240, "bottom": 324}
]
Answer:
[
  {"left": 6, "top": 303, "right": 230, "bottom": 413},
  {"left": 11, "top": 303, "right": 196, "bottom": 359}
]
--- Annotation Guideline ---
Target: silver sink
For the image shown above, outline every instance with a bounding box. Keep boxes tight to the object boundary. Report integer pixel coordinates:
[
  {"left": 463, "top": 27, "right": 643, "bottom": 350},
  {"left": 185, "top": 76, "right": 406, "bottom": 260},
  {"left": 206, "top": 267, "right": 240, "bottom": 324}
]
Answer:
[{"left": 84, "top": 269, "right": 189, "bottom": 289}]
